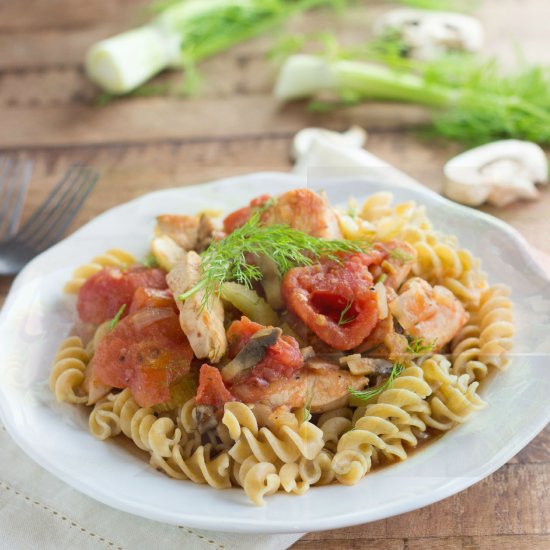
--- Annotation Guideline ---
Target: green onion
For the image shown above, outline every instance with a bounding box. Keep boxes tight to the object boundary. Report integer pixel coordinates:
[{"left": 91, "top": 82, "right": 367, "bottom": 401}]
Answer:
[{"left": 108, "top": 304, "right": 127, "bottom": 330}]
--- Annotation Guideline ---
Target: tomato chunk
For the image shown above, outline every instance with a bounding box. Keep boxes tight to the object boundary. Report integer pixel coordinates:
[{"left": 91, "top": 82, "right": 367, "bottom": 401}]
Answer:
[
  {"left": 129, "top": 287, "right": 177, "bottom": 314},
  {"left": 226, "top": 316, "right": 304, "bottom": 383},
  {"left": 282, "top": 254, "right": 379, "bottom": 351},
  {"left": 196, "top": 364, "right": 234, "bottom": 407},
  {"left": 223, "top": 194, "right": 271, "bottom": 234},
  {"left": 77, "top": 266, "right": 168, "bottom": 324},
  {"left": 91, "top": 308, "right": 193, "bottom": 407}
]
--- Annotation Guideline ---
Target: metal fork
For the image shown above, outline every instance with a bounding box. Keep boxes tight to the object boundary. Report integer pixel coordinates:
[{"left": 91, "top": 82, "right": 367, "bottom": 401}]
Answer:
[
  {"left": 0, "top": 157, "right": 33, "bottom": 242},
  {"left": 0, "top": 164, "right": 99, "bottom": 275}
]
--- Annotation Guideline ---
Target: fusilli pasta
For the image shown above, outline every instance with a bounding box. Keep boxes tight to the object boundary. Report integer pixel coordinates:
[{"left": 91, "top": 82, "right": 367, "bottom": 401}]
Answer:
[
  {"left": 64, "top": 248, "right": 136, "bottom": 294},
  {"left": 49, "top": 336, "right": 89, "bottom": 404}
]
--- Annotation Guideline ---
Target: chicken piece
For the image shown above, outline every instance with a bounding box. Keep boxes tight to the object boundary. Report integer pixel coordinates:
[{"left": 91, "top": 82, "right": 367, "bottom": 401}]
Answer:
[
  {"left": 390, "top": 277, "right": 468, "bottom": 350},
  {"left": 370, "top": 241, "right": 417, "bottom": 290},
  {"left": 167, "top": 251, "right": 227, "bottom": 363},
  {"left": 156, "top": 214, "right": 200, "bottom": 251},
  {"left": 197, "top": 213, "right": 221, "bottom": 251},
  {"left": 356, "top": 314, "right": 392, "bottom": 355},
  {"left": 231, "top": 361, "right": 369, "bottom": 413},
  {"left": 262, "top": 188, "right": 343, "bottom": 239}
]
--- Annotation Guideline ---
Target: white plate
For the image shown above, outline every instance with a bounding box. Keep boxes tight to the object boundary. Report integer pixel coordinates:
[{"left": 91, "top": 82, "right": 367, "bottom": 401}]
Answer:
[{"left": 1, "top": 172, "right": 549, "bottom": 534}]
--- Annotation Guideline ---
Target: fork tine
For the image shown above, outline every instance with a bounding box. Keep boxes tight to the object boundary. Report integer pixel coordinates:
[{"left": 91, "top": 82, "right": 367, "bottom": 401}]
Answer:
[
  {"left": 20, "top": 167, "right": 98, "bottom": 252},
  {"left": 33, "top": 169, "right": 98, "bottom": 251},
  {"left": 6, "top": 159, "right": 33, "bottom": 238},
  {"left": 16, "top": 164, "right": 83, "bottom": 241},
  {"left": 0, "top": 157, "right": 15, "bottom": 235}
]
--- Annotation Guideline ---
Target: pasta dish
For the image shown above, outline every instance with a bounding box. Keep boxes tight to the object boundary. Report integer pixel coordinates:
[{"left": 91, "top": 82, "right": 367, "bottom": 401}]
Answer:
[{"left": 49, "top": 188, "right": 514, "bottom": 505}]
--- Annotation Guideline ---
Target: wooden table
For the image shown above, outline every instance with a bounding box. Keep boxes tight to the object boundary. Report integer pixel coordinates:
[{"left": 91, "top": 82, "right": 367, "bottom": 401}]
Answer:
[{"left": 1, "top": 1, "right": 549, "bottom": 548}]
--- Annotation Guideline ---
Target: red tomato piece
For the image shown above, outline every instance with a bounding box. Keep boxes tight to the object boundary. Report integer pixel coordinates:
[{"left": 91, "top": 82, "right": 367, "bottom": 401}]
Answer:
[
  {"left": 125, "top": 266, "right": 167, "bottom": 290},
  {"left": 282, "top": 254, "right": 379, "bottom": 351},
  {"left": 195, "top": 364, "right": 234, "bottom": 407},
  {"left": 77, "top": 266, "right": 168, "bottom": 324},
  {"left": 222, "top": 194, "right": 271, "bottom": 234},
  {"left": 226, "top": 316, "right": 304, "bottom": 383},
  {"left": 91, "top": 308, "right": 193, "bottom": 407},
  {"left": 129, "top": 287, "right": 177, "bottom": 314}
]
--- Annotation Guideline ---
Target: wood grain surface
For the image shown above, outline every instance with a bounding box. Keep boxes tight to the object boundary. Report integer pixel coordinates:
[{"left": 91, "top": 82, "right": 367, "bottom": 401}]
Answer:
[{"left": 0, "top": 1, "right": 548, "bottom": 549}]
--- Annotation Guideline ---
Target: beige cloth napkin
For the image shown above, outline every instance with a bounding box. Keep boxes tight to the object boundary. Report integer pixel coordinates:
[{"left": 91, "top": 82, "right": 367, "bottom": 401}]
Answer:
[
  {"left": 0, "top": 421, "right": 301, "bottom": 550},
  {"left": 5, "top": 132, "right": 512, "bottom": 550}
]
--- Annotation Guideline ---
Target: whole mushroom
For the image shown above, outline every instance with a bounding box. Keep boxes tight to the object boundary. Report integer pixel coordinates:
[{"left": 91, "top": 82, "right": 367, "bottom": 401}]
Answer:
[
  {"left": 374, "top": 8, "right": 484, "bottom": 60},
  {"left": 443, "top": 140, "right": 549, "bottom": 207}
]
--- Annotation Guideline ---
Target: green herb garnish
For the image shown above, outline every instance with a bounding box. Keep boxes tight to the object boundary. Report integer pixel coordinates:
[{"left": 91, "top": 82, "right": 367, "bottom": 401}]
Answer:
[
  {"left": 375, "top": 273, "right": 388, "bottom": 285},
  {"left": 348, "top": 362, "right": 405, "bottom": 403},
  {"left": 390, "top": 248, "right": 414, "bottom": 262},
  {"left": 178, "top": 211, "right": 371, "bottom": 309},
  {"left": 337, "top": 299, "right": 356, "bottom": 326},
  {"left": 108, "top": 304, "right": 127, "bottom": 330},
  {"left": 406, "top": 336, "right": 437, "bottom": 356}
]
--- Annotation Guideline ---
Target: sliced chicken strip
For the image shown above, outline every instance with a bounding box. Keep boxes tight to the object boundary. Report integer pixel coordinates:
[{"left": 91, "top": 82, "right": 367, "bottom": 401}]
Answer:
[
  {"left": 156, "top": 214, "right": 200, "bottom": 250},
  {"left": 231, "top": 361, "right": 369, "bottom": 414},
  {"left": 390, "top": 277, "right": 468, "bottom": 350},
  {"left": 370, "top": 241, "right": 417, "bottom": 290},
  {"left": 262, "top": 188, "right": 343, "bottom": 239},
  {"left": 167, "top": 251, "right": 227, "bottom": 363}
]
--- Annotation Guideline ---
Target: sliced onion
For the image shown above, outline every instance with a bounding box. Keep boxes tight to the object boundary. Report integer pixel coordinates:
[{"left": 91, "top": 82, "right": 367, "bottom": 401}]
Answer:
[
  {"left": 374, "top": 282, "right": 389, "bottom": 320},
  {"left": 130, "top": 307, "right": 175, "bottom": 331}
]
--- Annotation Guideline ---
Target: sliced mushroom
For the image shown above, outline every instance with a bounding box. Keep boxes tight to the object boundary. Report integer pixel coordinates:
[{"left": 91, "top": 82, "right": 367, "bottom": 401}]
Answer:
[
  {"left": 248, "top": 254, "right": 285, "bottom": 310},
  {"left": 374, "top": 9, "right": 484, "bottom": 60},
  {"left": 221, "top": 327, "right": 283, "bottom": 382},
  {"left": 291, "top": 126, "right": 367, "bottom": 161},
  {"left": 444, "top": 140, "right": 549, "bottom": 207},
  {"left": 339, "top": 354, "right": 394, "bottom": 376},
  {"left": 192, "top": 404, "right": 218, "bottom": 434}
]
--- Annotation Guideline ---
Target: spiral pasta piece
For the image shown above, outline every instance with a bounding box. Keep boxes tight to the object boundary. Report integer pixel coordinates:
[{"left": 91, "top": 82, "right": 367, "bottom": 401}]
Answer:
[
  {"left": 279, "top": 450, "right": 335, "bottom": 495},
  {"left": 332, "top": 365, "right": 432, "bottom": 484},
  {"left": 225, "top": 405, "right": 325, "bottom": 465},
  {"left": 419, "top": 355, "right": 486, "bottom": 431},
  {"left": 232, "top": 423, "right": 324, "bottom": 465},
  {"left": 49, "top": 336, "right": 89, "bottom": 404},
  {"left": 317, "top": 407, "right": 353, "bottom": 453},
  {"left": 222, "top": 401, "right": 260, "bottom": 440},
  {"left": 89, "top": 396, "right": 120, "bottom": 440},
  {"left": 92, "top": 389, "right": 182, "bottom": 457},
  {"left": 63, "top": 249, "right": 136, "bottom": 294},
  {"left": 234, "top": 456, "right": 281, "bottom": 505},
  {"left": 150, "top": 443, "right": 232, "bottom": 490},
  {"left": 85, "top": 321, "right": 111, "bottom": 357},
  {"left": 451, "top": 284, "right": 514, "bottom": 381}
]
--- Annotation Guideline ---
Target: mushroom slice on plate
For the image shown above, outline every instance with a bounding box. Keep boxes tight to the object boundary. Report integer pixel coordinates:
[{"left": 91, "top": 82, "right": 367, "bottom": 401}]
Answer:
[
  {"left": 374, "top": 8, "right": 484, "bottom": 60},
  {"left": 444, "top": 140, "right": 549, "bottom": 207}
]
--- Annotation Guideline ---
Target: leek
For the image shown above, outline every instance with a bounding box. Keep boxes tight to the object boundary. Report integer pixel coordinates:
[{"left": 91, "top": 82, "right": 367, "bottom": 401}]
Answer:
[
  {"left": 85, "top": 0, "right": 343, "bottom": 95},
  {"left": 275, "top": 51, "right": 550, "bottom": 145}
]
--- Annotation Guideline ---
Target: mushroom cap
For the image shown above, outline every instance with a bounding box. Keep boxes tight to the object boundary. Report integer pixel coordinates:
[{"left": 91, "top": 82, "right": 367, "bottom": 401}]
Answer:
[
  {"left": 444, "top": 140, "right": 549, "bottom": 207},
  {"left": 374, "top": 8, "right": 484, "bottom": 59},
  {"left": 291, "top": 126, "right": 367, "bottom": 161}
]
